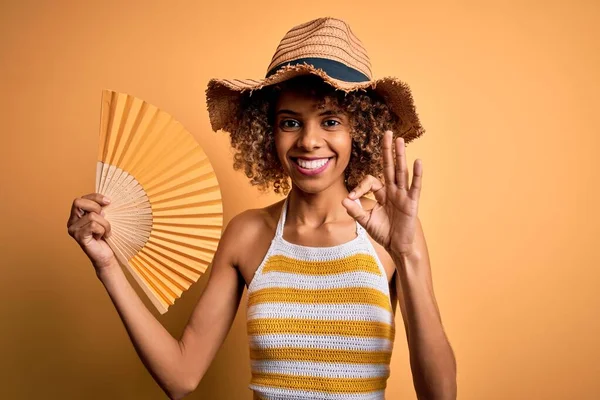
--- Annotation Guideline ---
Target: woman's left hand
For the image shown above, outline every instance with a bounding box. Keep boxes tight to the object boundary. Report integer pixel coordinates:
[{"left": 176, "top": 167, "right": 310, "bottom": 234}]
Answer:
[{"left": 342, "top": 130, "right": 422, "bottom": 257}]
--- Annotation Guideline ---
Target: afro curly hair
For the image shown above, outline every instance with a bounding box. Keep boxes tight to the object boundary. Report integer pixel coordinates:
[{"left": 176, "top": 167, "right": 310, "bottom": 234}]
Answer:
[{"left": 225, "top": 75, "right": 399, "bottom": 195}]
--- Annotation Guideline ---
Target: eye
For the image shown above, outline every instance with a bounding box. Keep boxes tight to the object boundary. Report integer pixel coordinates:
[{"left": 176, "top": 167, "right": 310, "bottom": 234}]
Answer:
[
  {"left": 322, "top": 119, "right": 341, "bottom": 128},
  {"left": 279, "top": 119, "right": 301, "bottom": 131}
]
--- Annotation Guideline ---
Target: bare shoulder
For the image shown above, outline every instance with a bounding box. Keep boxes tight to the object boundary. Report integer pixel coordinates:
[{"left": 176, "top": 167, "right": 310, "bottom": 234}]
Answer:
[
  {"left": 223, "top": 200, "right": 283, "bottom": 241},
  {"left": 219, "top": 199, "right": 285, "bottom": 285}
]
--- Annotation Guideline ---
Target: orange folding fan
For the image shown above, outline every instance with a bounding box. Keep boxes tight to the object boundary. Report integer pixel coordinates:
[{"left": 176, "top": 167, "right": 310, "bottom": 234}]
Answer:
[{"left": 96, "top": 90, "right": 223, "bottom": 314}]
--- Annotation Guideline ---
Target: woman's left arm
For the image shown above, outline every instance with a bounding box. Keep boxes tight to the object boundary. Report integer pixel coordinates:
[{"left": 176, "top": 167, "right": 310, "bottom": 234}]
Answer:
[
  {"left": 342, "top": 130, "right": 457, "bottom": 400},
  {"left": 391, "top": 217, "right": 457, "bottom": 400}
]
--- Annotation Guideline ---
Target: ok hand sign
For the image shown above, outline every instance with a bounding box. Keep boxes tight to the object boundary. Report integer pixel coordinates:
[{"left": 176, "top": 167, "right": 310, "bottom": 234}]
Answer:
[{"left": 342, "top": 130, "right": 422, "bottom": 258}]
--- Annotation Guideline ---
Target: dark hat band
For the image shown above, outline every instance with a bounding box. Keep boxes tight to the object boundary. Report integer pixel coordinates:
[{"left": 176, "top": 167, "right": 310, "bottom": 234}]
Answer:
[{"left": 266, "top": 57, "right": 370, "bottom": 83}]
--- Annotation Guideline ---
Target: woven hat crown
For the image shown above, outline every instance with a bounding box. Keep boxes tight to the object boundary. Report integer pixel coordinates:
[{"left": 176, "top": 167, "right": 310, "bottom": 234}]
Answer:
[{"left": 266, "top": 17, "right": 373, "bottom": 82}]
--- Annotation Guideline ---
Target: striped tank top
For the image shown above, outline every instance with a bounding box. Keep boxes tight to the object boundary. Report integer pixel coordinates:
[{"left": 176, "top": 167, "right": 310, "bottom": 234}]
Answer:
[{"left": 246, "top": 196, "right": 396, "bottom": 400}]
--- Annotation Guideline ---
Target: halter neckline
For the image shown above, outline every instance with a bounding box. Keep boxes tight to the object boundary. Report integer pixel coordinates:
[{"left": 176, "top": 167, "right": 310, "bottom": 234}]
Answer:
[{"left": 274, "top": 196, "right": 366, "bottom": 248}]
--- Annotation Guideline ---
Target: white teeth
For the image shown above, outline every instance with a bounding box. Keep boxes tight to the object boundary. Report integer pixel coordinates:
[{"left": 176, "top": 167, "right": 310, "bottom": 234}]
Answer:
[{"left": 296, "top": 158, "right": 329, "bottom": 169}]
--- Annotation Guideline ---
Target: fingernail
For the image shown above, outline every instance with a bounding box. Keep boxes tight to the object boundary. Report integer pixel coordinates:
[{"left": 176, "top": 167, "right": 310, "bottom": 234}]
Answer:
[
  {"left": 100, "top": 210, "right": 105, "bottom": 217},
  {"left": 349, "top": 191, "right": 356, "bottom": 198},
  {"left": 103, "top": 197, "right": 111, "bottom": 204}
]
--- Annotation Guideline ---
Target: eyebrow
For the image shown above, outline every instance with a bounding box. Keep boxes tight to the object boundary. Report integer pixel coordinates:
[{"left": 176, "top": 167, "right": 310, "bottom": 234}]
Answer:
[
  {"left": 318, "top": 110, "right": 341, "bottom": 116},
  {"left": 276, "top": 109, "right": 301, "bottom": 116},
  {"left": 275, "top": 109, "right": 341, "bottom": 116}
]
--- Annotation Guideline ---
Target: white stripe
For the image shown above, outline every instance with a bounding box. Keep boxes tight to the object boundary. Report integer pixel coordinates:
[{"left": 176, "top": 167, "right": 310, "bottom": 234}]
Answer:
[
  {"left": 250, "top": 386, "right": 385, "bottom": 400},
  {"left": 247, "top": 303, "right": 393, "bottom": 324},
  {"left": 274, "top": 242, "right": 375, "bottom": 261},
  {"left": 250, "top": 360, "right": 390, "bottom": 378},
  {"left": 249, "top": 271, "right": 389, "bottom": 292},
  {"left": 248, "top": 334, "right": 394, "bottom": 352}
]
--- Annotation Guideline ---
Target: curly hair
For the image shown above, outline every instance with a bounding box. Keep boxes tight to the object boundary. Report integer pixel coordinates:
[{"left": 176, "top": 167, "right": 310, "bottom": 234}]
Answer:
[{"left": 226, "top": 75, "right": 399, "bottom": 195}]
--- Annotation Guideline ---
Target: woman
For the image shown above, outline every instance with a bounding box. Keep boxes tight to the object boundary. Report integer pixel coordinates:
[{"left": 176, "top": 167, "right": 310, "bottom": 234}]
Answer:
[{"left": 67, "top": 17, "right": 456, "bottom": 400}]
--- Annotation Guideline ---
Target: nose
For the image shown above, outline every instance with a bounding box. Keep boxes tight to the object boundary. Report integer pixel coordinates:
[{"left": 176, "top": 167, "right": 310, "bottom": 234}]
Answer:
[{"left": 296, "top": 122, "right": 323, "bottom": 151}]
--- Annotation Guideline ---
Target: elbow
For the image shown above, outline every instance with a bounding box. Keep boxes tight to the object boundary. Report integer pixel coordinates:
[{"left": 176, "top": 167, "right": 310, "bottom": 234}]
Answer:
[
  {"left": 434, "top": 368, "right": 458, "bottom": 400},
  {"left": 436, "top": 377, "right": 457, "bottom": 400},
  {"left": 414, "top": 360, "right": 457, "bottom": 400},
  {"left": 417, "top": 384, "right": 457, "bottom": 400},
  {"left": 166, "top": 386, "right": 192, "bottom": 400},
  {"left": 166, "top": 377, "right": 199, "bottom": 400},
  {"left": 167, "top": 392, "right": 187, "bottom": 400},
  {"left": 168, "top": 392, "right": 190, "bottom": 400}
]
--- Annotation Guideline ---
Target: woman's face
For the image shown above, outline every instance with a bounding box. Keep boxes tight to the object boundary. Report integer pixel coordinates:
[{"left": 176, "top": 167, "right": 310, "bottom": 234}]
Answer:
[{"left": 274, "top": 89, "right": 353, "bottom": 194}]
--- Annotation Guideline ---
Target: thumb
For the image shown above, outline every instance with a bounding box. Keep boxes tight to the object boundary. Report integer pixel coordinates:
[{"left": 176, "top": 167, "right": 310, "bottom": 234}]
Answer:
[{"left": 342, "top": 198, "right": 370, "bottom": 226}]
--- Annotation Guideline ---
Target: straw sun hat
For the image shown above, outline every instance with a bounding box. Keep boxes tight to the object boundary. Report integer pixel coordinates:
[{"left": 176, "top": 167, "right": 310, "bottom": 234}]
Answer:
[{"left": 205, "top": 17, "right": 424, "bottom": 144}]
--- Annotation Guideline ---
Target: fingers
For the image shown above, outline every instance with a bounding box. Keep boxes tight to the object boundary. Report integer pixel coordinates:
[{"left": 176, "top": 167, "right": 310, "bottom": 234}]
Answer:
[
  {"left": 342, "top": 197, "right": 370, "bottom": 226},
  {"left": 68, "top": 211, "right": 112, "bottom": 237},
  {"left": 81, "top": 192, "right": 111, "bottom": 204},
  {"left": 68, "top": 209, "right": 112, "bottom": 239},
  {"left": 382, "top": 130, "right": 395, "bottom": 184},
  {"left": 409, "top": 159, "right": 423, "bottom": 202},
  {"left": 395, "top": 136, "right": 408, "bottom": 190},
  {"left": 353, "top": 130, "right": 421, "bottom": 204},
  {"left": 84, "top": 219, "right": 106, "bottom": 241},
  {"left": 348, "top": 174, "right": 386, "bottom": 204},
  {"left": 68, "top": 193, "right": 112, "bottom": 242},
  {"left": 68, "top": 194, "right": 111, "bottom": 226},
  {"left": 382, "top": 131, "right": 409, "bottom": 190}
]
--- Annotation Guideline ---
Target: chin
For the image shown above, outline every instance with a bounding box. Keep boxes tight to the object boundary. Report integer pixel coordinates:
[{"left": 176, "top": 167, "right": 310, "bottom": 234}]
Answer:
[
  {"left": 289, "top": 177, "right": 340, "bottom": 195},
  {"left": 291, "top": 182, "right": 325, "bottom": 194}
]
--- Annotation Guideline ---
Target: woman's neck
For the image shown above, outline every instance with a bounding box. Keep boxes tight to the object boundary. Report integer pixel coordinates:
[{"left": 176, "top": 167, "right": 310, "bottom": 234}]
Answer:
[{"left": 287, "top": 181, "right": 352, "bottom": 228}]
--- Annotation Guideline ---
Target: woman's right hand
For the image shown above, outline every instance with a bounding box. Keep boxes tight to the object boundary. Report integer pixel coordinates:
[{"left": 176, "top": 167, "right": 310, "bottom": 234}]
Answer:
[{"left": 67, "top": 193, "right": 116, "bottom": 274}]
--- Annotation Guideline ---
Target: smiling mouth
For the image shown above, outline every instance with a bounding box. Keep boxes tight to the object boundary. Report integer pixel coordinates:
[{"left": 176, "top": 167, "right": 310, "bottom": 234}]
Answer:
[
  {"left": 291, "top": 157, "right": 333, "bottom": 170},
  {"left": 289, "top": 157, "right": 334, "bottom": 176}
]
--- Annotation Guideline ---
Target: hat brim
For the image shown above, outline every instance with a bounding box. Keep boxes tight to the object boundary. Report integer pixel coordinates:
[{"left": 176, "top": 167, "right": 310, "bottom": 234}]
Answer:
[{"left": 205, "top": 63, "right": 424, "bottom": 144}]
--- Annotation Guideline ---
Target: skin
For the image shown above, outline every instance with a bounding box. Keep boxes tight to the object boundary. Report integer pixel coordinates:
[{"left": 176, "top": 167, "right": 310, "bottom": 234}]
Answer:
[{"left": 67, "top": 89, "right": 457, "bottom": 400}]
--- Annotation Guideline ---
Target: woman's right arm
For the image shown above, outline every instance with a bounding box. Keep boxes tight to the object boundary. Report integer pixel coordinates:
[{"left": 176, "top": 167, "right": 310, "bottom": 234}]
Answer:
[{"left": 68, "top": 194, "right": 247, "bottom": 400}]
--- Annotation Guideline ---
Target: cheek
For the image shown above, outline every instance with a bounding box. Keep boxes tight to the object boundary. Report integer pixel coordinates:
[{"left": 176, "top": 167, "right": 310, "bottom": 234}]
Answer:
[
  {"left": 274, "top": 132, "right": 291, "bottom": 165},
  {"left": 335, "top": 134, "right": 353, "bottom": 160},
  {"left": 329, "top": 134, "right": 353, "bottom": 172},
  {"left": 274, "top": 132, "right": 284, "bottom": 153}
]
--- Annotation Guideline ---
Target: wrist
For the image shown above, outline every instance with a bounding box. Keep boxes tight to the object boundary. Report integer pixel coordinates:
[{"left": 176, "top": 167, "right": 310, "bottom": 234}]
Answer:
[
  {"left": 390, "top": 247, "right": 422, "bottom": 265},
  {"left": 95, "top": 259, "right": 122, "bottom": 282}
]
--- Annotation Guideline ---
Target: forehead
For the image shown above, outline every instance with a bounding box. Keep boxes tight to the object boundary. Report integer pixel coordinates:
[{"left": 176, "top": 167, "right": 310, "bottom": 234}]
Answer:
[{"left": 275, "top": 89, "right": 338, "bottom": 112}]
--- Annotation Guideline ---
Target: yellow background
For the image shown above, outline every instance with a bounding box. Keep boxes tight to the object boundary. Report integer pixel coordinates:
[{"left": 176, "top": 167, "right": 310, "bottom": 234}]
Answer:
[{"left": 1, "top": 0, "right": 599, "bottom": 399}]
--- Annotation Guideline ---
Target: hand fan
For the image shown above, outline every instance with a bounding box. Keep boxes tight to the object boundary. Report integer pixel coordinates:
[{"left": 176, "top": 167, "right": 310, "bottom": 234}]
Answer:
[{"left": 96, "top": 90, "right": 223, "bottom": 314}]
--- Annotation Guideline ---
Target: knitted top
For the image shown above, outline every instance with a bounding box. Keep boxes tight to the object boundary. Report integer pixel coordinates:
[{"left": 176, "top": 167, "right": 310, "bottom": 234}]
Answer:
[{"left": 246, "top": 196, "right": 396, "bottom": 400}]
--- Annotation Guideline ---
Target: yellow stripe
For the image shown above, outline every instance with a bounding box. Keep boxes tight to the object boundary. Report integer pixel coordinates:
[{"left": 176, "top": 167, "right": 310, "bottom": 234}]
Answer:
[
  {"left": 248, "top": 287, "right": 392, "bottom": 311},
  {"left": 251, "top": 372, "right": 388, "bottom": 393},
  {"left": 247, "top": 318, "right": 395, "bottom": 340},
  {"left": 250, "top": 347, "right": 392, "bottom": 364},
  {"left": 262, "top": 254, "right": 381, "bottom": 276}
]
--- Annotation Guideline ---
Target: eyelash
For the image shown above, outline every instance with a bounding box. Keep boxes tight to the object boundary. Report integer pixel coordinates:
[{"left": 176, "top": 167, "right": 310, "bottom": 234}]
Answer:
[
  {"left": 280, "top": 120, "right": 300, "bottom": 129},
  {"left": 279, "top": 119, "right": 341, "bottom": 130}
]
